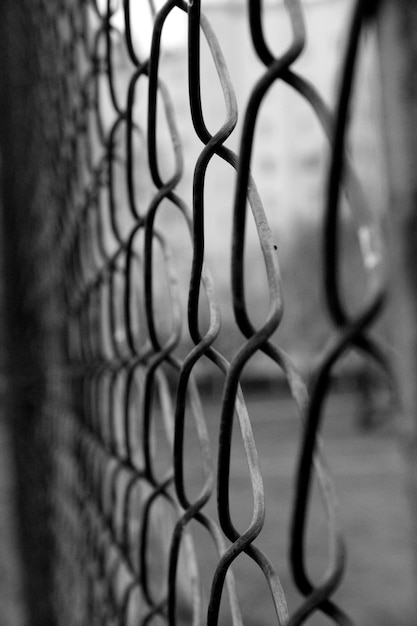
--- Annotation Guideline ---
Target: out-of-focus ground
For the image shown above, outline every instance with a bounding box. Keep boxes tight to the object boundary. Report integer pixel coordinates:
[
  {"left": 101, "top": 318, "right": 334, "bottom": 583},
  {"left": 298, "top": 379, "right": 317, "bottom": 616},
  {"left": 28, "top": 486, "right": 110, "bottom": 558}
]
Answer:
[
  {"left": 0, "top": 385, "right": 415, "bottom": 624},
  {"left": 179, "top": 386, "right": 416, "bottom": 625}
]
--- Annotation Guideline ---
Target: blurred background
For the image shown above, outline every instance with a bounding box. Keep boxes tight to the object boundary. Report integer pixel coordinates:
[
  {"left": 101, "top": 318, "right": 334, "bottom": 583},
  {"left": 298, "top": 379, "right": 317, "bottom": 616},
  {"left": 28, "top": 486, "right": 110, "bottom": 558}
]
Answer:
[{"left": 121, "top": 0, "right": 388, "bottom": 374}]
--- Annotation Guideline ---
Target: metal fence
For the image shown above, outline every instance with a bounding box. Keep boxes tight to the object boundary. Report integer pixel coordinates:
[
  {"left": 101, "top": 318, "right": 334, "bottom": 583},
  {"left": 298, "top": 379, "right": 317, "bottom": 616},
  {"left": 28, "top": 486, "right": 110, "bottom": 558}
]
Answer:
[{"left": 0, "top": 0, "right": 392, "bottom": 624}]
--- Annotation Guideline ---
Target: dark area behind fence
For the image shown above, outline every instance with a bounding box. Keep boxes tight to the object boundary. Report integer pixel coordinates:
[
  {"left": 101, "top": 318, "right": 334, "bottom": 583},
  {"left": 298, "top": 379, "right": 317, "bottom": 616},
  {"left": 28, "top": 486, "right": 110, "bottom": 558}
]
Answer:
[{"left": 0, "top": 0, "right": 405, "bottom": 624}]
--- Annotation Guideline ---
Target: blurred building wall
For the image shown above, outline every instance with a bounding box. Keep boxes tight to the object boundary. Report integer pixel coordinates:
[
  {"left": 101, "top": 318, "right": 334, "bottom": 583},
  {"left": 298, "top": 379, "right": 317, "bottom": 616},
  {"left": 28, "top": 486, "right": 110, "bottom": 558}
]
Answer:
[{"left": 152, "top": 0, "right": 387, "bottom": 365}]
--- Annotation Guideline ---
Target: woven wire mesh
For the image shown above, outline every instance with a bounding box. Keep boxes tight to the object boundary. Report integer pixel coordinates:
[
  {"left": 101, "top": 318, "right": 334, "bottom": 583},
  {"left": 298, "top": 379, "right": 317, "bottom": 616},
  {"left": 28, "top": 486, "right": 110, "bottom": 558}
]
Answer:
[{"left": 0, "top": 0, "right": 392, "bottom": 624}]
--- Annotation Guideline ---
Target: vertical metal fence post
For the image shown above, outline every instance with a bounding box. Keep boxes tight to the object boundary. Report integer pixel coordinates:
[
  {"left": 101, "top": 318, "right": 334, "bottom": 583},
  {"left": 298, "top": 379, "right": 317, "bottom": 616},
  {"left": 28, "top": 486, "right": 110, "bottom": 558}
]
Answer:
[{"left": 377, "top": 0, "right": 417, "bottom": 573}]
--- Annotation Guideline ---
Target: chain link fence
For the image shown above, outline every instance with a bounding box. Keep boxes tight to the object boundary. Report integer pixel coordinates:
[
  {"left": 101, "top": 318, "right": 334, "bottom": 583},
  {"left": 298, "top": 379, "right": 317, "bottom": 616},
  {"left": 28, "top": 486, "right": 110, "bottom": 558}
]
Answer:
[{"left": 0, "top": 0, "right": 400, "bottom": 624}]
